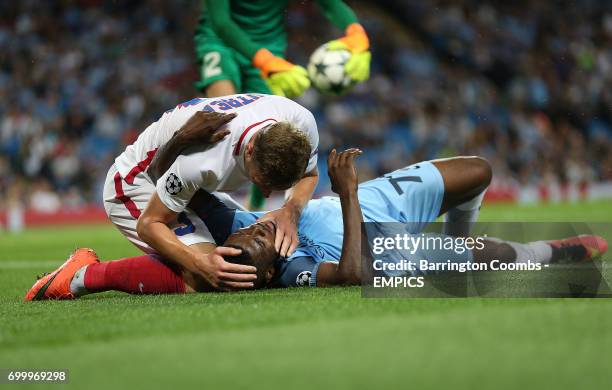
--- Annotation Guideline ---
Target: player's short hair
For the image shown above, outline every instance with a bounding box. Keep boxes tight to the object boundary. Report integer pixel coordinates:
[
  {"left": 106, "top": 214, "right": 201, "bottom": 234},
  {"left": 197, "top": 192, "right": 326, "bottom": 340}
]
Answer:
[
  {"left": 224, "top": 242, "right": 276, "bottom": 289},
  {"left": 252, "top": 122, "right": 311, "bottom": 189}
]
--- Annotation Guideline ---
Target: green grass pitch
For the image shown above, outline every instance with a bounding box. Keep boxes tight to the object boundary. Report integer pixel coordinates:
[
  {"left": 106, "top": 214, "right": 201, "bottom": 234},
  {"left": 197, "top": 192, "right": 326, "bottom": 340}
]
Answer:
[{"left": 1, "top": 201, "right": 612, "bottom": 389}]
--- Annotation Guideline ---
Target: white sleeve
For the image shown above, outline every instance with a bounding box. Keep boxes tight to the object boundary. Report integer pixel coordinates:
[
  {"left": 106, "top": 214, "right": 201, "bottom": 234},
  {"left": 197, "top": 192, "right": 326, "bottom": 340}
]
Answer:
[
  {"left": 160, "top": 100, "right": 207, "bottom": 135},
  {"left": 156, "top": 154, "right": 214, "bottom": 213},
  {"left": 296, "top": 108, "right": 319, "bottom": 173}
]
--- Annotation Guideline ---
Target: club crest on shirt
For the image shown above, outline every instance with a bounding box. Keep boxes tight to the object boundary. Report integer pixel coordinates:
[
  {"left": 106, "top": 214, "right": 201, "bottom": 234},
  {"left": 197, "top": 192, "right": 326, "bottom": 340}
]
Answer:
[{"left": 165, "top": 173, "right": 183, "bottom": 195}]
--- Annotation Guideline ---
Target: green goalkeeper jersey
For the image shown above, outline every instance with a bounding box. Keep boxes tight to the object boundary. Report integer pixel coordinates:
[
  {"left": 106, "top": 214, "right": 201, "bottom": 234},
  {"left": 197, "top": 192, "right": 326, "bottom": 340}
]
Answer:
[
  {"left": 194, "top": 0, "right": 360, "bottom": 209},
  {"left": 196, "top": 0, "right": 289, "bottom": 59},
  {"left": 196, "top": 0, "right": 358, "bottom": 62}
]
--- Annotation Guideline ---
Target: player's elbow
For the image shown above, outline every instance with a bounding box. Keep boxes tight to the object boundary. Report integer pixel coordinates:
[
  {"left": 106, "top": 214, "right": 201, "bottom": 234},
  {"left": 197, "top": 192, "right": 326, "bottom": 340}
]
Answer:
[
  {"left": 337, "top": 264, "right": 360, "bottom": 286},
  {"left": 468, "top": 156, "right": 492, "bottom": 190},
  {"left": 136, "top": 215, "right": 153, "bottom": 244}
]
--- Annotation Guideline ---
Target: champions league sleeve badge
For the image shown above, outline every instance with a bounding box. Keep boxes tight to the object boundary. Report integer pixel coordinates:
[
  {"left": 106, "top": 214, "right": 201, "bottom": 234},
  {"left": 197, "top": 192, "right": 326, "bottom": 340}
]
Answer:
[{"left": 165, "top": 173, "right": 183, "bottom": 195}]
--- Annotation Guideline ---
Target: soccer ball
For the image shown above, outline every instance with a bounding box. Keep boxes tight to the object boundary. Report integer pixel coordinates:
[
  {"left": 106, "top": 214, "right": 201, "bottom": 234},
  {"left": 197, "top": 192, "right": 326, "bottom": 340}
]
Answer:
[{"left": 307, "top": 43, "right": 355, "bottom": 95}]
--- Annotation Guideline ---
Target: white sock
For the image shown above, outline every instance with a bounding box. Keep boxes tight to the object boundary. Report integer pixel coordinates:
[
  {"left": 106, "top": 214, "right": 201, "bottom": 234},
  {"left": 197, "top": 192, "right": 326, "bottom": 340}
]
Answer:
[
  {"left": 444, "top": 190, "right": 486, "bottom": 237},
  {"left": 507, "top": 241, "right": 553, "bottom": 264},
  {"left": 69, "top": 265, "right": 90, "bottom": 296}
]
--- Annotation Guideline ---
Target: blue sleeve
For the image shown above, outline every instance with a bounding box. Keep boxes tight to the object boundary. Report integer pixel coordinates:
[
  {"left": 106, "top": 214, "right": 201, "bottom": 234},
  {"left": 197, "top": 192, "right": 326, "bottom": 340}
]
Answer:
[
  {"left": 272, "top": 256, "right": 319, "bottom": 288},
  {"left": 187, "top": 189, "right": 236, "bottom": 245}
]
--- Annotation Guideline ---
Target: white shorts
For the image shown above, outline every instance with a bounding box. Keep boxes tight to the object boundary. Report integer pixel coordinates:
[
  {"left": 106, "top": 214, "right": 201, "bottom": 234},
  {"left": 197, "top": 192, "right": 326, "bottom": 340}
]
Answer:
[{"left": 102, "top": 164, "right": 214, "bottom": 253}]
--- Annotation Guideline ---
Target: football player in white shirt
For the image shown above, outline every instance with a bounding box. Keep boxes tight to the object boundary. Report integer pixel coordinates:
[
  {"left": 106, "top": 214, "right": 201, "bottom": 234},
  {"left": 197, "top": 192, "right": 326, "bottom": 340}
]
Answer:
[{"left": 104, "top": 93, "right": 320, "bottom": 290}]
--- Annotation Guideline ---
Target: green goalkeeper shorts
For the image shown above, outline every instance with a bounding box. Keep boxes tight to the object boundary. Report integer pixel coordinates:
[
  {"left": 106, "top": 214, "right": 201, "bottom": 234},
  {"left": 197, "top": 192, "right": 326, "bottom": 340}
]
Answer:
[{"left": 195, "top": 41, "right": 272, "bottom": 94}]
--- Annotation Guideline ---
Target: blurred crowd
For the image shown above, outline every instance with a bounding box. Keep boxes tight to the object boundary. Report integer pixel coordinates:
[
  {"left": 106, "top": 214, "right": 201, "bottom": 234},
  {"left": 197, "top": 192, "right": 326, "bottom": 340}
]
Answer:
[
  {"left": 0, "top": 0, "right": 197, "bottom": 212},
  {"left": 1, "top": 0, "right": 611, "bottom": 212},
  {"left": 295, "top": 0, "right": 612, "bottom": 191}
]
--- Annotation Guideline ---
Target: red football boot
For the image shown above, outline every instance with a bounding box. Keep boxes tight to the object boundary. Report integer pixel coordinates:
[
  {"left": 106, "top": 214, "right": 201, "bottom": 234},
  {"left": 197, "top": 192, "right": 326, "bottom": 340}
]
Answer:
[
  {"left": 24, "top": 248, "right": 99, "bottom": 301},
  {"left": 548, "top": 235, "right": 608, "bottom": 263}
]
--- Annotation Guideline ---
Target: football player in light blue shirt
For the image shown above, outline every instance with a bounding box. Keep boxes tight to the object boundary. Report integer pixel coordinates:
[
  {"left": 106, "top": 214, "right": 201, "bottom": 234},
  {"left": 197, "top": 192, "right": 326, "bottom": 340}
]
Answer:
[
  {"left": 192, "top": 148, "right": 604, "bottom": 291},
  {"left": 191, "top": 150, "right": 494, "bottom": 287}
]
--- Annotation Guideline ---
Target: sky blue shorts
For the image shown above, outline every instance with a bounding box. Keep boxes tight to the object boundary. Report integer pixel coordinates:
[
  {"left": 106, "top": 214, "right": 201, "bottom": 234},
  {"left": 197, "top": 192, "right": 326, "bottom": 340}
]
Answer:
[{"left": 358, "top": 161, "right": 445, "bottom": 233}]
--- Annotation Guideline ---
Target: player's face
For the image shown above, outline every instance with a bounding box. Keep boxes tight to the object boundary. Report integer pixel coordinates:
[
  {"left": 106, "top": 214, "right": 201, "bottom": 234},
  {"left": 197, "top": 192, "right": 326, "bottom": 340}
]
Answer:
[
  {"left": 243, "top": 137, "right": 289, "bottom": 198},
  {"left": 224, "top": 220, "right": 278, "bottom": 279},
  {"left": 244, "top": 165, "right": 287, "bottom": 198},
  {"left": 248, "top": 172, "right": 273, "bottom": 198}
]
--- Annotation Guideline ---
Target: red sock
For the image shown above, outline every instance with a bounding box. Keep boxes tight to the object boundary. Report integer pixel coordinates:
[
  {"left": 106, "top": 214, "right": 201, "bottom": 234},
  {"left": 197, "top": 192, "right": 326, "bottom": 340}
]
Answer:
[{"left": 84, "top": 255, "right": 186, "bottom": 294}]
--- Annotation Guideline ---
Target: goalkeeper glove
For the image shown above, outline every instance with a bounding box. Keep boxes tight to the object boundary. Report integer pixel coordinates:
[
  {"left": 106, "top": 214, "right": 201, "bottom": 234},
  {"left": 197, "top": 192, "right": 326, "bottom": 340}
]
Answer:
[
  {"left": 253, "top": 48, "right": 310, "bottom": 98},
  {"left": 327, "top": 23, "right": 371, "bottom": 83}
]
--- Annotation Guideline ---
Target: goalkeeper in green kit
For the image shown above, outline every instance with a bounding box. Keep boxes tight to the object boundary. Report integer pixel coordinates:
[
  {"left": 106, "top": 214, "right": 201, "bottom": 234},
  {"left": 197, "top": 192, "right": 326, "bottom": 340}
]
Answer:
[{"left": 195, "top": 0, "right": 371, "bottom": 209}]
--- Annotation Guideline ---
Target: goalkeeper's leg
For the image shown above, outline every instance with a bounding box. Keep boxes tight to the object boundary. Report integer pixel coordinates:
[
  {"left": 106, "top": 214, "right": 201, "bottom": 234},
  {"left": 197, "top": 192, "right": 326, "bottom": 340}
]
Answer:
[
  {"left": 248, "top": 185, "right": 266, "bottom": 210},
  {"left": 206, "top": 79, "right": 237, "bottom": 96},
  {"left": 195, "top": 42, "right": 241, "bottom": 96}
]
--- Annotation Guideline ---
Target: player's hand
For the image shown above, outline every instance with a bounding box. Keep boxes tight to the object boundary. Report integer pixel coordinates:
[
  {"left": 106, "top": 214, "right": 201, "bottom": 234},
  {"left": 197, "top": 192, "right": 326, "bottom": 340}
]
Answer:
[
  {"left": 257, "top": 205, "right": 300, "bottom": 258},
  {"left": 192, "top": 246, "right": 257, "bottom": 291},
  {"left": 149, "top": 111, "right": 235, "bottom": 182},
  {"left": 327, "top": 148, "right": 362, "bottom": 197},
  {"left": 327, "top": 23, "right": 371, "bottom": 83},
  {"left": 176, "top": 111, "right": 235, "bottom": 146},
  {"left": 253, "top": 48, "right": 310, "bottom": 98}
]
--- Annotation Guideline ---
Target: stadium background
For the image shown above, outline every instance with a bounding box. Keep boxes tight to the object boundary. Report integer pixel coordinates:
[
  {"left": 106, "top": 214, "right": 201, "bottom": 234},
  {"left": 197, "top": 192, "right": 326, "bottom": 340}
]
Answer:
[{"left": 1, "top": 0, "right": 611, "bottom": 228}]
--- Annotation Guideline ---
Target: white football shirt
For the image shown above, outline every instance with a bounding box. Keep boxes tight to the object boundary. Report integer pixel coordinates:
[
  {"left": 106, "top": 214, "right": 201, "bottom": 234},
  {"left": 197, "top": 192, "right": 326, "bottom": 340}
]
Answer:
[{"left": 114, "top": 93, "right": 319, "bottom": 213}]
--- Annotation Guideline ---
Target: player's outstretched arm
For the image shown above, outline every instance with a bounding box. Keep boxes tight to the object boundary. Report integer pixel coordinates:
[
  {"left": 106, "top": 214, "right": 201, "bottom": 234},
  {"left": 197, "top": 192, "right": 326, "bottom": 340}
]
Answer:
[
  {"left": 205, "top": 0, "right": 263, "bottom": 66},
  {"left": 136, "top": 193, "right": 257, "bottom": 291},
  {"left": 252, "top": 49, "right": 310, "bottom": 98},
  {"left": 148, "top": 111, "right": 235, "bottom": 183},
  {"left": 316, "top": 0, "right": 371, "bottom": 83},
  {"left": 316, "top": 148, "right": 364, "bottom": 286}
]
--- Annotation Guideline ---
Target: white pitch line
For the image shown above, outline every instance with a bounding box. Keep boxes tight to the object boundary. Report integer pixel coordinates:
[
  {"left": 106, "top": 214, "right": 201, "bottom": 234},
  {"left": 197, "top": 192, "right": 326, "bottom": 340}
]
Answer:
[{"left": 0, "top": 260, "right": 61, "bottom": 269}]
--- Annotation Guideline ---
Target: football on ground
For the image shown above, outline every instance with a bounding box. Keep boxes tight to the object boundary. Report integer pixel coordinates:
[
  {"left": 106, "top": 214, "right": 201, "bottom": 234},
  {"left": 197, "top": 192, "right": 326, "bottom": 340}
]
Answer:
[{"left": 308, "top": 43, "right": 355, "bottom": 95}]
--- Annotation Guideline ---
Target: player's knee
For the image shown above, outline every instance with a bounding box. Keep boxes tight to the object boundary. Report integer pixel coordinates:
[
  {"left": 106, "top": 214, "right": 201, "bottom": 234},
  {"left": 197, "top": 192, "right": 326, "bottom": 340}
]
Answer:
[{"left": 469, "top": 156, "right": 492, "bottom": 191}]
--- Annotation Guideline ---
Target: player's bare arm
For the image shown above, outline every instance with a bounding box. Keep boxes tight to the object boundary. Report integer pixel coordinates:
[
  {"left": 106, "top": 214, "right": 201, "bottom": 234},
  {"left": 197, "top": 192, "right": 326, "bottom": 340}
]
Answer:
[
  {"left": 136, "top": 192, "right": 256, "bottom": 291},
  {"left": 259, "top": 167, "right": 319, "bottom": 258},
  {"left": 315, "top": 148, "right": 364, "bottom": 286},
  {"left": 138, "top": 111, "right": 258, "bottom": 291},
  {"left": 148, "top": 111, "right": 235, "bottom": 183}
]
